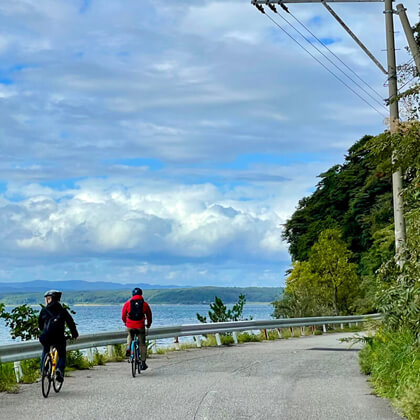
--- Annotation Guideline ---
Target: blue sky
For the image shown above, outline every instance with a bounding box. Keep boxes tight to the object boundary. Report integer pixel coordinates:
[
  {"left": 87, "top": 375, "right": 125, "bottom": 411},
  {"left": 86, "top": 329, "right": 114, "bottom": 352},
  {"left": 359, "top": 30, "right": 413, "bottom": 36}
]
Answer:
[{"left": 0, "top": 0, "right": 417, "bottom": 287}]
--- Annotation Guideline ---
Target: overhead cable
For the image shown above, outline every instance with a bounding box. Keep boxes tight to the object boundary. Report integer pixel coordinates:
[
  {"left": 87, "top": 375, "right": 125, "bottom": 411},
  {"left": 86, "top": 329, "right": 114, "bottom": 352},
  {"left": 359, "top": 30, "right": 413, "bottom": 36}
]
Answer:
[
  {"left": 253, "top": 5, "right": 388, "bottom": 118},
  {"left": 269, "top": 7, "right": 388, "bottom": 111}
]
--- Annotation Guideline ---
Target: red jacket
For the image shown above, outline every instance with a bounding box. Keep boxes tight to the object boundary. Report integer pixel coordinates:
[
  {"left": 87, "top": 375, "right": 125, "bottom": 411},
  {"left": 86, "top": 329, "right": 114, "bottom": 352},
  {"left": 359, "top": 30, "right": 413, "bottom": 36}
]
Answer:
[{"left": 122, "top": 295, "right": 152, "bottom": 329}]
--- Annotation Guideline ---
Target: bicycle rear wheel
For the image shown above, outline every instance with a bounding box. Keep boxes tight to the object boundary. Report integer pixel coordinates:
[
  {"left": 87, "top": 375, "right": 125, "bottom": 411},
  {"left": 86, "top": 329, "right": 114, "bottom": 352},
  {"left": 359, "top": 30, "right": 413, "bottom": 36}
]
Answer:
[
  {"left": 53, "top": 367, "right": 63, "bottom": 393},
  {"left": 41, "top": 354, "right": 52, "bottom": 398},
  {"left": 137, "top": 345, "right": 141, "bottom": 374},
  {"left": 131, "top": 342, "right": 137, "bottom": 377}
]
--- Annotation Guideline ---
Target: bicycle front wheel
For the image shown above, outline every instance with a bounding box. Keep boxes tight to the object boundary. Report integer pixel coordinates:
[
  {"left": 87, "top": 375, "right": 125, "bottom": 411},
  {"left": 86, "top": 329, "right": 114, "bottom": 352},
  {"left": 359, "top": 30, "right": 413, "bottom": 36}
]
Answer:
[{"left": 41, "top": 354, "right": 52, "bottom": 398}]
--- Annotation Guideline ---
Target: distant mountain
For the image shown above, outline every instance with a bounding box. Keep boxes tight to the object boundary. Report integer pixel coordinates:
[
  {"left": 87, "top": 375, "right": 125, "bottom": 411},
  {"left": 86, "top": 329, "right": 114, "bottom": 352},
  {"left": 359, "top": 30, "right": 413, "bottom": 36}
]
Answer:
[
  {"left": 0, "top": 286, "right": 283, "bottom": 305},
  {"left": 0, "top": 279, "right": 184, "bottom": 294}
]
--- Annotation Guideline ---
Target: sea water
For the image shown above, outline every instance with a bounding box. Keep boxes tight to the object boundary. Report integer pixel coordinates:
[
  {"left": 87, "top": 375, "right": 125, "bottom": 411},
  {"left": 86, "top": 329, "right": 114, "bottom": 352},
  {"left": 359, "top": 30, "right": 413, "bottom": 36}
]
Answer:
[{"left": 0, "top": 303, "right": 274, "bottom": 345}]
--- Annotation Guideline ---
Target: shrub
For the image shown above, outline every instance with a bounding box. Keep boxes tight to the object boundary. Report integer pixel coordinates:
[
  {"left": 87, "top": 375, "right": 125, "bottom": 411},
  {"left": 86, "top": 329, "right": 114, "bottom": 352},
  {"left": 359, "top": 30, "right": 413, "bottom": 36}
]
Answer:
[
  {"left": 359, "top": 328, "right": 419, "bottom": 419},
  {"left": 66, "top": 350, "right": 90, "bottom": 370},
  {"left": 0, "top": 362, "right": 19, "bottom": 393}
]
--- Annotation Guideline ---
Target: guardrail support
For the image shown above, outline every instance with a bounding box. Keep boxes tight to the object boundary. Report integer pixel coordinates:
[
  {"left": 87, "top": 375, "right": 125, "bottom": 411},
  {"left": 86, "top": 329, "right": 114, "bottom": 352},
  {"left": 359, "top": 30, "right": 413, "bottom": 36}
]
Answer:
[
  {"left": 340, "top": 323, "right": 344, "bottom": 330},
  {"left": 312, "top": 325, "right": 315, "bottom": 335},
  {"left": 277, "top": 328, "right": 282, "bottom": 339},
  {"left": 151, "top": 340, "right": 158, "bottom": 354},
  {"left": 174, "top": 337, "right": 180, "bottom": 350},
  {"left": 215, "top": 333, "right": 222, "bottom": 346},
  {"left": 323, "top": 324, "right": 327, "bottom": 333},
  {"left": 301, "top": 327, "right": 305, "bottom": 336},
  {"left": 107, "top": 345, "right": 115, "bottom": 358},
  {"left": 232, "top": 331, "right": 238, "bottom": 344},
  {"left": 13, "top": 361, "right": 22, "bottom": 382},
  {"left": 86, "top": 348, "right": 94, "bottom": 363},
  {"left": 195, "top": 335, "right": 202, "bottom": 348}
]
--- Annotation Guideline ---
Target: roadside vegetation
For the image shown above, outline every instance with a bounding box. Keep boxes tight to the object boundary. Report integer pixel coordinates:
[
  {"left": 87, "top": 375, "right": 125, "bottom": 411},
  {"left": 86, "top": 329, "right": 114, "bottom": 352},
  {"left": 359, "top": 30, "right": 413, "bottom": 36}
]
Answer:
[{"left": 272, "top": 110, "right": 419, "bottom": 417}]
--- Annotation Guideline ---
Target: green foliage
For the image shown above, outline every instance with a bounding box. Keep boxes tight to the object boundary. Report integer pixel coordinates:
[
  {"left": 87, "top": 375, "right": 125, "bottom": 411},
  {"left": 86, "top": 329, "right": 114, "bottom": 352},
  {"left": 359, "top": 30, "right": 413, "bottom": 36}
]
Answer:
[
  {"left": 237, "top": 332, "right": 262, "bottom": 343},
  {"left": 20, "top": 358, "right": 41, "bottom": 383},
  {"left": 0, "top": 304, "right": 40, "bottom": 340},
  {"left": 0, "top": 362, "right": 19, "bottom": 393},
  {"left": 358, "top": 328, "right": 419, "bottom": 420},
  {"left": 66, "top": 350, "right": 90, "bottom": 370},
  {"left": 282, "top": 135, "right": 392, "bottom": 265},
  {"left": 274, "top": 229, "right": 361, "bottom": 317},
  {"left": 93, "top": 349, "right": 107, "bottom": 366},
  {"left": 196, "top": 294, "right": 249, "bottom": 323}
]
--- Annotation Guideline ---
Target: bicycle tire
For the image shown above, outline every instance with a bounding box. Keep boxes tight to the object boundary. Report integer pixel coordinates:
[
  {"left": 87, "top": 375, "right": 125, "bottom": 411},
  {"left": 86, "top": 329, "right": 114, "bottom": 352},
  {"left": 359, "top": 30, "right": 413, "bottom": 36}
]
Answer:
[
  {"left": 131, "top": 341, "right": 137, "bottom": 377},
  {"left": 41, "top": 354, "right": 52, "bottom": 398},
  {"left": 137, "top": 344, "right": 141, "bottom": 374},
  {"left": 53, "top": 371, "right": 63, "bottom": 392}
]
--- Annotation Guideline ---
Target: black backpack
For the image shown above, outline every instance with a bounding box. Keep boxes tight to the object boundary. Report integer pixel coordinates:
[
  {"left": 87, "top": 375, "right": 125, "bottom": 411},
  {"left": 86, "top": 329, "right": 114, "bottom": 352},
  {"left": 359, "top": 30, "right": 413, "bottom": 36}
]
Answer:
[
  {"left": 128, "top": 299, "right": 144, "bottom": 321},
  {"left": 40, "top": 308, "right": 64, "bottom": 345}
]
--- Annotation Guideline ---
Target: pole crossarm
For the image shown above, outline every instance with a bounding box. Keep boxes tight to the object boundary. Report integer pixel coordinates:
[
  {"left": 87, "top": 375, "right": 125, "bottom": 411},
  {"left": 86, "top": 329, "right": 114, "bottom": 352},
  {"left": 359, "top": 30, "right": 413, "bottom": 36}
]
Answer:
[{"left": 252, "top": 1, "right": 384, "bottom": 4}]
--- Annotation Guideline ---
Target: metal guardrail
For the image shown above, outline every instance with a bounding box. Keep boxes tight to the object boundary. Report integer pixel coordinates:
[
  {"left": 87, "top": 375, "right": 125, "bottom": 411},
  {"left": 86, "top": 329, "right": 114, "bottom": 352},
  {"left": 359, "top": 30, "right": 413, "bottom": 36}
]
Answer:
[{"left": 0, "top": 314, "right": 381, "bottom": 364}]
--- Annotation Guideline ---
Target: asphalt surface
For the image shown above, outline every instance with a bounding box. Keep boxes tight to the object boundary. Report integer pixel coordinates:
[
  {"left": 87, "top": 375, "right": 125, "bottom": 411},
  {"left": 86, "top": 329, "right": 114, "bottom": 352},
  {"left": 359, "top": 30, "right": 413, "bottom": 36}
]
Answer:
[{"left": 0, "top": 332, "right": 403, "bottom": 420}]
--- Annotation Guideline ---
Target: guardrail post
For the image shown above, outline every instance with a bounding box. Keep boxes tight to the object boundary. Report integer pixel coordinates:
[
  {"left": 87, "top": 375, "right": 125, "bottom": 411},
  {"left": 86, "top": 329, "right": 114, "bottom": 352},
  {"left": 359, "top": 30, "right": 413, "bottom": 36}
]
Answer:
[
  {"left": 301, "top": 327, "right": 305, "bottom": 336},
  {"left": 215, "top": 333, "right": 222, "bottom": 346},
  {"left": 355, "top": 321, "right": 359, "bottom": 327},
  {"left": 312, "top": 325, "right": 315, "bottom": 335},
  {"left": 86, "top": 348, "right": 94, "bottom": 363},
  {"left": 290, "top": 327, "right": 294, "bottom": 336},
  {"left": 13, "top": 361, "right": 22, "bottom": 382},
  {"left": 340, "top": 323, "right": 344, "bottom": 330},
  {"left": 277, "top": 328, "right": 282, "bottom": 339},
  {"left": 195, "top": 335, "right": 202, "bottom": 348},
  {"left": 174, "top": 337, "right": 180, "bottom": 350},
  {"left": 107, "top": 345, "right": 115, "bottom": 358},
  {"left": 322, "top": 324, "right": 326, "bottom": 333},
  {"left": 263, "top": 329, "right": 268, "bottom": 340},
  {"left": 151, "top": 340, "right": 158, "bottom": 354},
  {"left": 232, "top": 331, "right": 238, "bottom": 344}
]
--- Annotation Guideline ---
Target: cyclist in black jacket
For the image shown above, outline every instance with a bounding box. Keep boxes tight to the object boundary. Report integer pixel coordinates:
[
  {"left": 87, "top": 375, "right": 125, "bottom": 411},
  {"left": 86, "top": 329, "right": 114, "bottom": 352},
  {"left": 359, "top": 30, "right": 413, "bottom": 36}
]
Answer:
[{"left": 38, "top": 290, "right": 79, "bottom": 383}]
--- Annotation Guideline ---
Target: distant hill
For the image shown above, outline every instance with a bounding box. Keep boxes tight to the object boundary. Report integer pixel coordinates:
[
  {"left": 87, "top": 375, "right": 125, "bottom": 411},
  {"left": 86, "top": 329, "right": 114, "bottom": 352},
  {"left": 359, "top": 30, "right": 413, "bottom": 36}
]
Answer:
[
  {"left": 0, "top": 286, "right": 283, "bottom": 305},
  {"left": 0, "top": 279, "right": 183, "bottom": 294}
]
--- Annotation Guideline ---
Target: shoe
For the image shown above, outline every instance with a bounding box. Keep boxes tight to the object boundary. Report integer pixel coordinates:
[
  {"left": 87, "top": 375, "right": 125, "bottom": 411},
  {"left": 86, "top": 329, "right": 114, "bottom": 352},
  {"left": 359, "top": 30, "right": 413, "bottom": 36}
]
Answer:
[
  {"left": 55, "top": 370, "right": 64, "bottom": 383},
  {"left": 126, "top": 349, "right": 131, "bottom": 357},
  {"left": 141, "top": 361, "right": 148, "bottom": 371}
]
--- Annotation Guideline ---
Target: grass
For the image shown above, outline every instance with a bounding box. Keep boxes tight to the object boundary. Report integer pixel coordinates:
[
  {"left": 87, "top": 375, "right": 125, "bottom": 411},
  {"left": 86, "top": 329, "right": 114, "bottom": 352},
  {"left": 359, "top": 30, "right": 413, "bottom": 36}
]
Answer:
[{"left": 359, "top": 327, "right": 419, "bottom": 420}]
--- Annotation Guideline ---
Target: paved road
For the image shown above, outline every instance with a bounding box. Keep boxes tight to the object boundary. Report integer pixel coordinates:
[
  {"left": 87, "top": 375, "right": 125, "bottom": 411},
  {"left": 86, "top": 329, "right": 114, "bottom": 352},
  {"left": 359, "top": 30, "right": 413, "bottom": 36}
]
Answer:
[{"left": 0, "top": 333, "right": 402, "bottom": 420}]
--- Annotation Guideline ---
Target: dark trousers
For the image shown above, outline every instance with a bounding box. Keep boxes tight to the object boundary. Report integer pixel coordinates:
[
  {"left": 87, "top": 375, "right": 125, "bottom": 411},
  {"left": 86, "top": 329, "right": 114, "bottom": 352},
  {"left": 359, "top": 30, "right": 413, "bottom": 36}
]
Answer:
[
  {"left": 127, "top": 328, "right": 147, "bottom": 362},
  {"left": 41, "top": 340, "right": 66, "bottom": 373}
]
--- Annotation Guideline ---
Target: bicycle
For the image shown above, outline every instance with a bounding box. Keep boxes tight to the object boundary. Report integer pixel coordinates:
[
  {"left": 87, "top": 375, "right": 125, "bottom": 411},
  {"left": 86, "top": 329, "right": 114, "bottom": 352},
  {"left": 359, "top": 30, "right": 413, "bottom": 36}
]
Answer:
[
  {"left": 129, "top": 333, "right": 142, "bottom": 377},
  {"left": 41, "top": 344, "right": 64, "bottom": 398}
]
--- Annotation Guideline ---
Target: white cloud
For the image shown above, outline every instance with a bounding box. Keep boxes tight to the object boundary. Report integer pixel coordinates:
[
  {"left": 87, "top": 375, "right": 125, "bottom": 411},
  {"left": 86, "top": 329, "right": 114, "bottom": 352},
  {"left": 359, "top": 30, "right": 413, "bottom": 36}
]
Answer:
[{"left": 0, "top": 0, "right": 417, "bottom": 286}]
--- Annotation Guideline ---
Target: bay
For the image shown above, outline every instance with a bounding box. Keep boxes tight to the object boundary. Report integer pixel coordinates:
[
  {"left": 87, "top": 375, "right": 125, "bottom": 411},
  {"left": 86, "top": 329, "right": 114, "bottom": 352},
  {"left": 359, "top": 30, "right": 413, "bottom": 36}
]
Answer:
[{"left": 0, "top": 303, "right": 274, "bottom": 345}]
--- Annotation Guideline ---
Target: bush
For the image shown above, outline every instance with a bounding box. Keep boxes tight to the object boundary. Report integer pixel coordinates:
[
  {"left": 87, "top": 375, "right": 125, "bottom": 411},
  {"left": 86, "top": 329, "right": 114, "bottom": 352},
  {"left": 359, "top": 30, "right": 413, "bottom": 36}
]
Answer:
[
  {"left": 21, "top": 358, "right": 40, "bottom": 383},
  {"left": 66, "top": 350, "right": 90, "bottom": 370},
  {"left": 359, "top": 328, "right": 419, "bottom": 419},
  {"left": 0, "top": 362, "right": 19, "bottom": 393}
]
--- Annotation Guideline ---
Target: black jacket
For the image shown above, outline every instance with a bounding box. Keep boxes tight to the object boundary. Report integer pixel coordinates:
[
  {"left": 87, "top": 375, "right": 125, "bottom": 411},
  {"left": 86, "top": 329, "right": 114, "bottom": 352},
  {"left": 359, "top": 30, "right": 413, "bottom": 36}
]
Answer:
[{"left": 38, "top": 301, "right": 79, "bottom": 344}]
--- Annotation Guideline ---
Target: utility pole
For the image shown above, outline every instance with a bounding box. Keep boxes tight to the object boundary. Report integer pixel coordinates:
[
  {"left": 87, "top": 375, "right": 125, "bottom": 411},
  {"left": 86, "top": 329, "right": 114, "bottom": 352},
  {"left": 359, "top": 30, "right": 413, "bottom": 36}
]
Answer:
[
  {"left": 384, "top": 0, "right": 406, "bottom": 254},
  {"left": 251, "top": 0, "right": 415, "bottom": 254}
]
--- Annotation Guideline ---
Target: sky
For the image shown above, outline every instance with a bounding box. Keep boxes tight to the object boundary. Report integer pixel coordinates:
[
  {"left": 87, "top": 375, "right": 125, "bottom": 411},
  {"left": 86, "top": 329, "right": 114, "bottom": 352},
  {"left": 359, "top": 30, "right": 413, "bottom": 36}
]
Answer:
[{"left": 0, "top": 0, "right": 418, "bottom": 287}]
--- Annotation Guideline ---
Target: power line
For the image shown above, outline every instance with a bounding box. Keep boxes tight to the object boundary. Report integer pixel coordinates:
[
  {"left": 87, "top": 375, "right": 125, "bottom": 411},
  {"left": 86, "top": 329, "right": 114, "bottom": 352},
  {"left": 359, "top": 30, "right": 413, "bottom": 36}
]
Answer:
[
  {"left": 286, "top": 9, "right": 386, "bottom": 103},
  {"left": 268, "top": 6, "right": 388, "bottom": 111},
  {"left": 255, "top": 8, "right": 388, "bottom": 118}
]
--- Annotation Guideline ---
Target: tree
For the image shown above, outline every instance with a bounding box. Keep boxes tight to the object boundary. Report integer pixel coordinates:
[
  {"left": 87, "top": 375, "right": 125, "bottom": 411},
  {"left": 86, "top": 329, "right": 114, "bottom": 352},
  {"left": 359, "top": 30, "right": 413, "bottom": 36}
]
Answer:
[
  {"left": 197, "top": 294, "right": 247, "bottom": 323},
  {"left": 274, "top": 229, "right": 360, "bottom": 317}
]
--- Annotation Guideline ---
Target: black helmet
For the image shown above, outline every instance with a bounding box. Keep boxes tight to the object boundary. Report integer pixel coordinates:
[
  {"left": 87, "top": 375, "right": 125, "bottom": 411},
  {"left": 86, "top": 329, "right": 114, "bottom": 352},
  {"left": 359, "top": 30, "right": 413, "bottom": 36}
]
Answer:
[
  {"left": 132, "top": 287, "right": 142, "bottom": 296},
  {"left": 44, "top": 290, "right": 62, "bottom": 301}
]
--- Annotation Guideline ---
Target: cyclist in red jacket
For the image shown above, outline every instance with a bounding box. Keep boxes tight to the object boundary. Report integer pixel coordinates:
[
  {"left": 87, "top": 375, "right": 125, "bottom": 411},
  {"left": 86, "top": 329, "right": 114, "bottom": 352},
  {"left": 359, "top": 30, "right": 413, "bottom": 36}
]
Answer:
[{"left": 122, "top": 288, "right": 152, "bottom": 370}]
